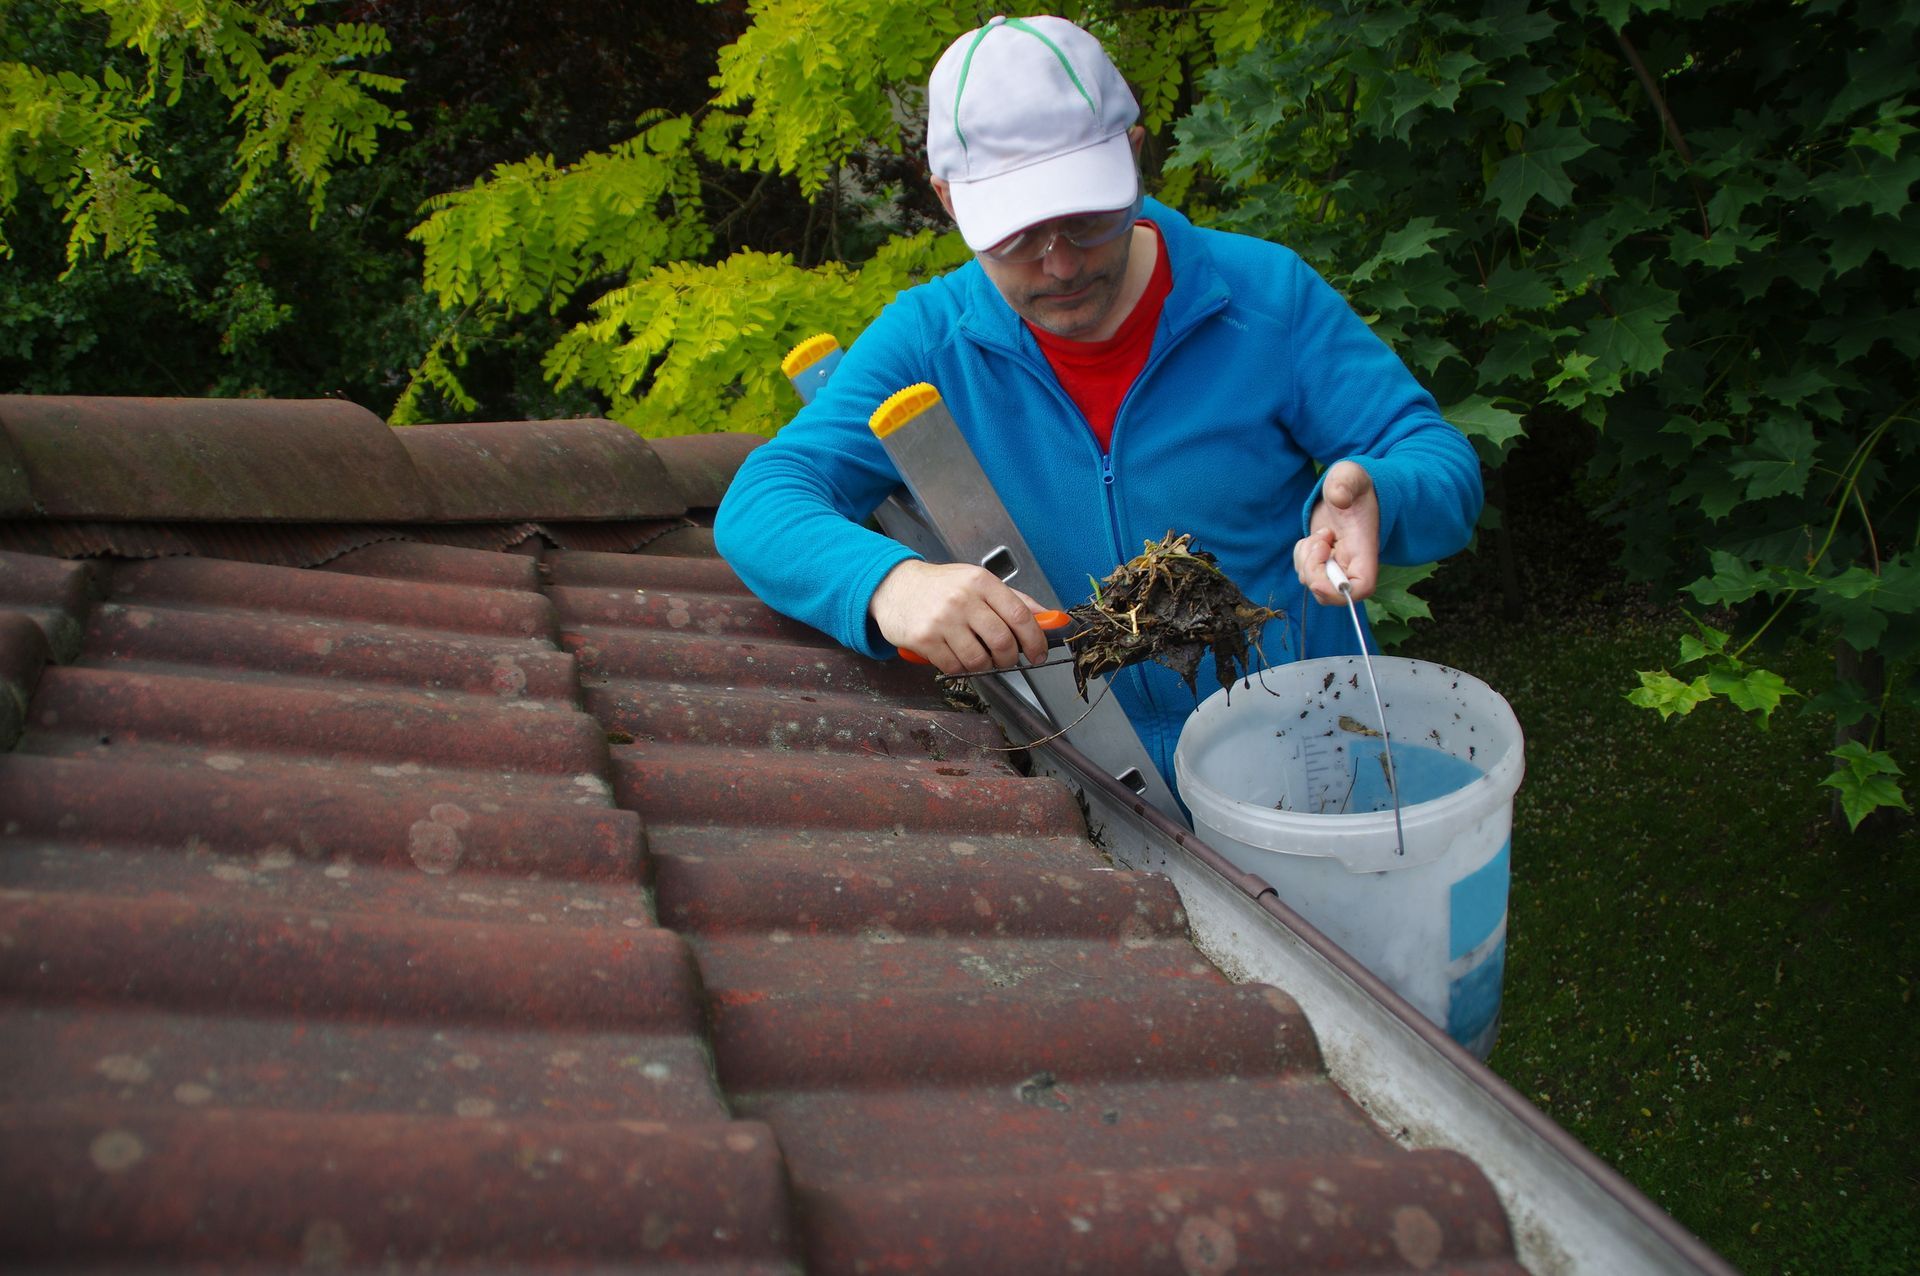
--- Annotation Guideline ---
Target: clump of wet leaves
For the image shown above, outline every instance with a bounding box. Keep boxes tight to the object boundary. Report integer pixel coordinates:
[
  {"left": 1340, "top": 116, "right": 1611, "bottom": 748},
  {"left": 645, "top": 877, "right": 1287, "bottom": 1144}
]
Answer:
[{"left": 1063, "top": 531, "right": 1283, "bottom": 698}]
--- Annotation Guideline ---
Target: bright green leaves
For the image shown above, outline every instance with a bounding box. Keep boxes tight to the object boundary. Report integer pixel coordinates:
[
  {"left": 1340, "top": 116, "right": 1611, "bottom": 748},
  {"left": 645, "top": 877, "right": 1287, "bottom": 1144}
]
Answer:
[
  {"left": 1, "top": 1, "right": 406, "bottom": 268},
  {"left": 1633, "top": 616, "right": 1800, "bottom": 729},
  {"left": 0, "top": 61, "right": 183, "bottom": 269},
  {"left": 1488, "top": 121, "right": 1596, "bottom": 226},
  {"left": 410, "top": 120, "right": 710, "bottom": 319},
  {"left": 1820, "top": 742, "right": 1911, "bottom": 831},
  {"left": 1627, "top": 670, "right": 1713, "bottom": 720},
  {"left": 543, "top": 231, "right": 971, "bottom": 438},
  {"left": 709, "top": 0, "right": 957, "bottom": 195}
]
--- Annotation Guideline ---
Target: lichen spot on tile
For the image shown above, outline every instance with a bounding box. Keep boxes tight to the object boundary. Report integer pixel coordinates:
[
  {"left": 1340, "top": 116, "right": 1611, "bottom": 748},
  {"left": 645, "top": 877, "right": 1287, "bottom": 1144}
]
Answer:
[
  {"left": 724, "top": 1130, "right": 758, "bottom": 1153},
  {"left": 89, "top": 1129, "right": 146, "bottom": 1174},
  {"left": 428, "top": 803, "right": 471, "bottom": 830},
  {"left": 174, "top": 1083, "right": 214, "bottom": 1106},
  {"left": 204, "top": 754, "right": 245, "bottom": 772},
  {"left": 258, "top": 847, "right": 296, "bottom": 871},
  {"left": 454, "top": 1097, "right": 496, "bottom": 1119},
  {"left": 491, "top": 656, "right": 529, "bottom": 696},
  {"left": 210, "top": 864, "right": 257, "bottom": 884},
  {"left": 642, "top": 1062, "right": 673, "bottom": 1083},
  {"left": 408, "top": 819, "right": 463, "bottom": 875},
  {"left": 1391, "top": 1205, "right": 1444, "bottom": 1269},
  {"left": 96, "top": 1055, "right": 152, "bottom": 1085},
  {"left": 949, "top": 841, "right": 978, "bottom": 857},
  {"left": 1175, "top": 1214, "right": 1238, "bottom": 1276},
  {"left": 572, "top": 774, "right": 610, "bottom": 796}
]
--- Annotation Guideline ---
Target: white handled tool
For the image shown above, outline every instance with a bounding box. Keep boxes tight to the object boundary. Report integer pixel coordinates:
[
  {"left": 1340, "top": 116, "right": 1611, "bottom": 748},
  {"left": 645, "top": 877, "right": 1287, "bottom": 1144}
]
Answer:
[{"left": 1326, "top": 559, "right": 1406, "bottom": 858}]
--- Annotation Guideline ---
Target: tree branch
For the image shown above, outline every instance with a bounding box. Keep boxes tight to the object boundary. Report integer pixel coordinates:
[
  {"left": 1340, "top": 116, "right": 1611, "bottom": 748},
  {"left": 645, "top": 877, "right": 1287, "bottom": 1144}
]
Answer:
[{"left": 1614, "top": 29, "right": 1712, "bottom": 239}]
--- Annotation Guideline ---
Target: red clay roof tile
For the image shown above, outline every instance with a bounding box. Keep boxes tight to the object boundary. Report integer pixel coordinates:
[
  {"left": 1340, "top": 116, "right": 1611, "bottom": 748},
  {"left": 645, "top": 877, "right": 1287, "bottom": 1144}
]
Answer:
[
  {"left": 395, "top": 419, "right": 686, "bottom": 521},
  {"left": 0, "top": 397, "right": 432, "bottom": 522},
  {"left": 0, "top": 396, "right": 1535, "bottom": 1274}
]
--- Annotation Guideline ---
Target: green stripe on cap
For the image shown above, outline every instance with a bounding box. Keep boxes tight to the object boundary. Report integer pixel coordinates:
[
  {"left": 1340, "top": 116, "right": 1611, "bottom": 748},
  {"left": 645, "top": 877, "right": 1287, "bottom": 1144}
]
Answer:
[
  {"left": 1004, "top": 17, "right": 1098, "bottom": 112},
  {"left": 950, "top": 17, "right": 1097, "bottom": 156}
]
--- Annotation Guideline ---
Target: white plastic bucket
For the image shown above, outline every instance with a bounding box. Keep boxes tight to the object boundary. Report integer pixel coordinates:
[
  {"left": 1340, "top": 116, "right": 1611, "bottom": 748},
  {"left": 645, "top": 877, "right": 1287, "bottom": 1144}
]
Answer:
[{"left": 1174, "top": 656, "right": 1524, "bottom": 1059}]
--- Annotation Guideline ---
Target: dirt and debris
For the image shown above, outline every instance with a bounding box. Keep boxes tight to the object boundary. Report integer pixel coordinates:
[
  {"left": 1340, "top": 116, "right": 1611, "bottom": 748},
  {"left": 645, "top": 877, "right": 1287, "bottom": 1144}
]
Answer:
[{"left": 1062, "top": 531, "right": 1283, "bottom": 699}]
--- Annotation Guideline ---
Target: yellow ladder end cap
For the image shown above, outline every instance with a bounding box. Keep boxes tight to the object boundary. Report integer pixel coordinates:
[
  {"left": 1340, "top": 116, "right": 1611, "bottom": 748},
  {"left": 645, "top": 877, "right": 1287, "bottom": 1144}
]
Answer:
[
  {"left": 869, "top": 384, "right": 943, "bottom": 439},
  {"left": 781, "top": 333, "right": 841, "bottom": 378}
]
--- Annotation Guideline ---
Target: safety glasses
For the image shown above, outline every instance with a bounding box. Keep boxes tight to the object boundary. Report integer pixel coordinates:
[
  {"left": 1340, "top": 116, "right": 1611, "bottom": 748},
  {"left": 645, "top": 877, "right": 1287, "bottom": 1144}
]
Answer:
[{"left": 981, "top": 193, "right": 1143, "bottom": 264}]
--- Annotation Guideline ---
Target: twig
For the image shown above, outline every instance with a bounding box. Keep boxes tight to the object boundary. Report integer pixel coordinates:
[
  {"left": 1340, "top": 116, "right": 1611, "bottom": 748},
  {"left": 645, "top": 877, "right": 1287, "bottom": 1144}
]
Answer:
[
  {"left": 1614, "top": 29, "right": 1712, "bottom": 240},
  {"left": 922, "top": 676, "right": 1118, "bottom": 752}
]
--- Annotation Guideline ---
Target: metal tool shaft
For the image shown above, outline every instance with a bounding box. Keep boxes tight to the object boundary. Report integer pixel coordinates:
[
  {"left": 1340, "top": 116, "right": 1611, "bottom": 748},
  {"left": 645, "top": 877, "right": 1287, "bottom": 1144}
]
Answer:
[{"left": 1326, "top": 560, "right": 1406, "bottom": 857}]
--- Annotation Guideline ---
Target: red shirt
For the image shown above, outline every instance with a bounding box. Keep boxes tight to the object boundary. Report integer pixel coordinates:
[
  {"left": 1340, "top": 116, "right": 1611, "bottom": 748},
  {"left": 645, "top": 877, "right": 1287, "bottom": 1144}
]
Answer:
[{"left": 1028, "top": 223, "right": 1173, "bottom": 453}]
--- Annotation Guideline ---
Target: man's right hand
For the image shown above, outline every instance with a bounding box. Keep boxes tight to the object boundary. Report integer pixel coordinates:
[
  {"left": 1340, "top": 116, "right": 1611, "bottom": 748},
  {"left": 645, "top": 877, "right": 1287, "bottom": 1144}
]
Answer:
[{"left": 870, "top": 559, "right": 1050, "bottom": 675}]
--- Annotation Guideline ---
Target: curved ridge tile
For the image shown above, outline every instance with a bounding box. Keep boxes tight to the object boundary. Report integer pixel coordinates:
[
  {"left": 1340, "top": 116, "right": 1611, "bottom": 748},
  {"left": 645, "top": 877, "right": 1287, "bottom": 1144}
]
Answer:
[
  {"left": 650, "top": 432, "right": 765, "bottom": 510},
  {"left": 0, "top": 397, "right": 429, "bottom": 523},
  {"left": 396, "top": 419, "right": 686, "bottom": 522}
]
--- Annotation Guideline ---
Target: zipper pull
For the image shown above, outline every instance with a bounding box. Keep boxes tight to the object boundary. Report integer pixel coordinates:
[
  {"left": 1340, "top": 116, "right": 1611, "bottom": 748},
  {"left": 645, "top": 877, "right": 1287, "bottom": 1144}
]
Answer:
[{"left": 1102, "top": 452, "right": 1115, "bottom": 486}]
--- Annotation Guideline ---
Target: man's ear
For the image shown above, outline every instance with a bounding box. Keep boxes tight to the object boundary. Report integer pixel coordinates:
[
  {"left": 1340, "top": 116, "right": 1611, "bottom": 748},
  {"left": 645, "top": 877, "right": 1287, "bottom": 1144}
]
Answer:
[
  {"left": 1128, "top": 126, "right": 1145, "bottom": 159},
  {"left": 930, "top": 175, "right": 957, "bottom": 220}
]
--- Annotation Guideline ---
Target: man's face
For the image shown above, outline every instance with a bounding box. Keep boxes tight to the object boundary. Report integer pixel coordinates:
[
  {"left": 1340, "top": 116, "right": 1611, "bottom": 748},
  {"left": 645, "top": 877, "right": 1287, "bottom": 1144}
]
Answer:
[{"left": 975, "top": 220, "right": 1138, "bottom": 341}]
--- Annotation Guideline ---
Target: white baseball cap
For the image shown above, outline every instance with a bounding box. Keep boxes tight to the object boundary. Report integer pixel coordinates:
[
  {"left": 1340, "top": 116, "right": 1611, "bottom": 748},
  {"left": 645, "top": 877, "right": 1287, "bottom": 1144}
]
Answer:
[{"left": 927, "top": 15, "right": 1140, "bottom": 253}]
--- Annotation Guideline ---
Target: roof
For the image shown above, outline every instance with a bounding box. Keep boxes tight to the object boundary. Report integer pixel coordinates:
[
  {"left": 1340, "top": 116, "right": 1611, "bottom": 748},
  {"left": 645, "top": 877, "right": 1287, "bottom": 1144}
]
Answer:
[{"left": 0, "top": 395, "right": 1527, "bottom": 1272}]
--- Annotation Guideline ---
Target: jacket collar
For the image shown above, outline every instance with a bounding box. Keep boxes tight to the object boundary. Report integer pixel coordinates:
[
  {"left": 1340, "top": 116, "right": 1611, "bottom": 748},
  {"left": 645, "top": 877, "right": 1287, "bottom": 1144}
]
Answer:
[{"left": 955, "top": 197, "right": 1231, "bottom": 352}]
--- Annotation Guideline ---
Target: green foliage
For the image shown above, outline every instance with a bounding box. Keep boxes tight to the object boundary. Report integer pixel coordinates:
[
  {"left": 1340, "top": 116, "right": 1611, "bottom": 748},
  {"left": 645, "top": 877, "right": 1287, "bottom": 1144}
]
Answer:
[
  {"left": 408, "top": 114, "right": 712, "bottom": 318},
  {"left": 1171, "top": 0, "right": 1920, "bottom": 827},
  {"left": 1363, "top": 561, "right": 1438, "bottom": 646},
  {"left": 544, "top": 230, "right": 971, "bottom": 437},
  {"left": 707, "top": 0, "right": 965, "bottom": 194},
  {"left": 401, "top": 0, "right": 1299, "bottom": 436},
  {"left": 0, "top": 0, "right": 406, "bottom": 268},
  {"left": 1821, "top": 740, "right": 1911, "bottom": 831}
]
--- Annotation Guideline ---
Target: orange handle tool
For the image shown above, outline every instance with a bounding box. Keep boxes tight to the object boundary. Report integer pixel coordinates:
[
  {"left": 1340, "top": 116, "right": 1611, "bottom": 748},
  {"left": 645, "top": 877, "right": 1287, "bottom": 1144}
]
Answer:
[{"left": 898, "top": 609, "right": 1074, "bottom": 667}]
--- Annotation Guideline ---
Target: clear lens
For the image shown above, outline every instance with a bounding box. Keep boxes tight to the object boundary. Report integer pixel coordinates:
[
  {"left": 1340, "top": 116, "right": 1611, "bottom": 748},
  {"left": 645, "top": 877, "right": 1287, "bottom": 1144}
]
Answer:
[{"left": 983, "top": 196, "right": 1142, "bottom": 264}]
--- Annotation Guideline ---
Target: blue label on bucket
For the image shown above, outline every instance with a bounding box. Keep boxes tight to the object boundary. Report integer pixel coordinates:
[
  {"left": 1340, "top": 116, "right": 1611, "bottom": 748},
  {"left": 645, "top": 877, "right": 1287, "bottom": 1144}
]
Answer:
[
  {"left": 1447, "top": 934, "right": 1506, "bottom": 1047},
  {"left": 1449, "top": 839, "right": 1511, "bottom": 961}
]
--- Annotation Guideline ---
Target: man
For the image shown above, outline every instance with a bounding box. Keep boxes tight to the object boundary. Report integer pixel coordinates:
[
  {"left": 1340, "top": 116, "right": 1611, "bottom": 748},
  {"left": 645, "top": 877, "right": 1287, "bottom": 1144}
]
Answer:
[{"left": 715, "top": 15, "right": 1482, "bottom": 785}]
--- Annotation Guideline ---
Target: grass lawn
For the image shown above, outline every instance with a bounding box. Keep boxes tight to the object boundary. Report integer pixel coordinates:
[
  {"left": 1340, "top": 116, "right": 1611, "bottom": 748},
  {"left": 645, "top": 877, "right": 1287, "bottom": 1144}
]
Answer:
[{"left": 1395, "top": 441, "right": 1917, "bottom": 1274}]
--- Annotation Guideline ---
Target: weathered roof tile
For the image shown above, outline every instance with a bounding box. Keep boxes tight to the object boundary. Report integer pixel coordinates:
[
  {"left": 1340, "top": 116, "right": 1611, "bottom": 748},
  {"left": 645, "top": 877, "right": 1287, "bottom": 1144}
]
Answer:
[
  {"left": 0, "top": 397, "right": 431, "bottom": 522},
  {"left": 395, "top": 419, "right": 686, "bottom": 521},
  {"left": 0, "top": 396, "right": 1547, "bottom": 1274}
]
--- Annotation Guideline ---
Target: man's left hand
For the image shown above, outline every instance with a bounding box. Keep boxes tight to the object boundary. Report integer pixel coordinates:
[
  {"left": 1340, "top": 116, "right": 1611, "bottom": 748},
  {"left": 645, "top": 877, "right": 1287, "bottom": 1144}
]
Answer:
[{"left": 1294, "top": 460, "right": 1380, "bottom": 604}]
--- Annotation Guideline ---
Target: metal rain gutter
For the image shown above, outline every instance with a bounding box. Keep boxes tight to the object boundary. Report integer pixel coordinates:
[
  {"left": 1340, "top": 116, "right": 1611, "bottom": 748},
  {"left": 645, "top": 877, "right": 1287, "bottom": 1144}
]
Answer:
[{"left": 970, "top": 673, "right": 1738, "bottom": 1276}]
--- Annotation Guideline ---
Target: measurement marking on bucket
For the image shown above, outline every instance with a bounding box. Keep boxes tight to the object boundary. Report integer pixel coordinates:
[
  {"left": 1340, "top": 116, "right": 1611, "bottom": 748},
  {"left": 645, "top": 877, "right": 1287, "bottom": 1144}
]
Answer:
[{"left": 1300, "top": 736, "right": 1342, "bottom": 813}]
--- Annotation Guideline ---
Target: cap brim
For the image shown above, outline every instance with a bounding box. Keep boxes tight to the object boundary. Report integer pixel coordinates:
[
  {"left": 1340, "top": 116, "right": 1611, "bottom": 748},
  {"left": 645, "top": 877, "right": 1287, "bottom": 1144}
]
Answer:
[{"left": 945, "top": 131, "right": 1139, "bottom": 253}]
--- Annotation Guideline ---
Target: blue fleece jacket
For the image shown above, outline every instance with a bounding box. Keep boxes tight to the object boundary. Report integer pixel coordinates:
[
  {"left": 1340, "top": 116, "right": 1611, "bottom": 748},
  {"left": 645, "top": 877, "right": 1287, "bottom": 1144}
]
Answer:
[{"left": 715, "top": 199, "right": 1482, "bottom": 783}]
